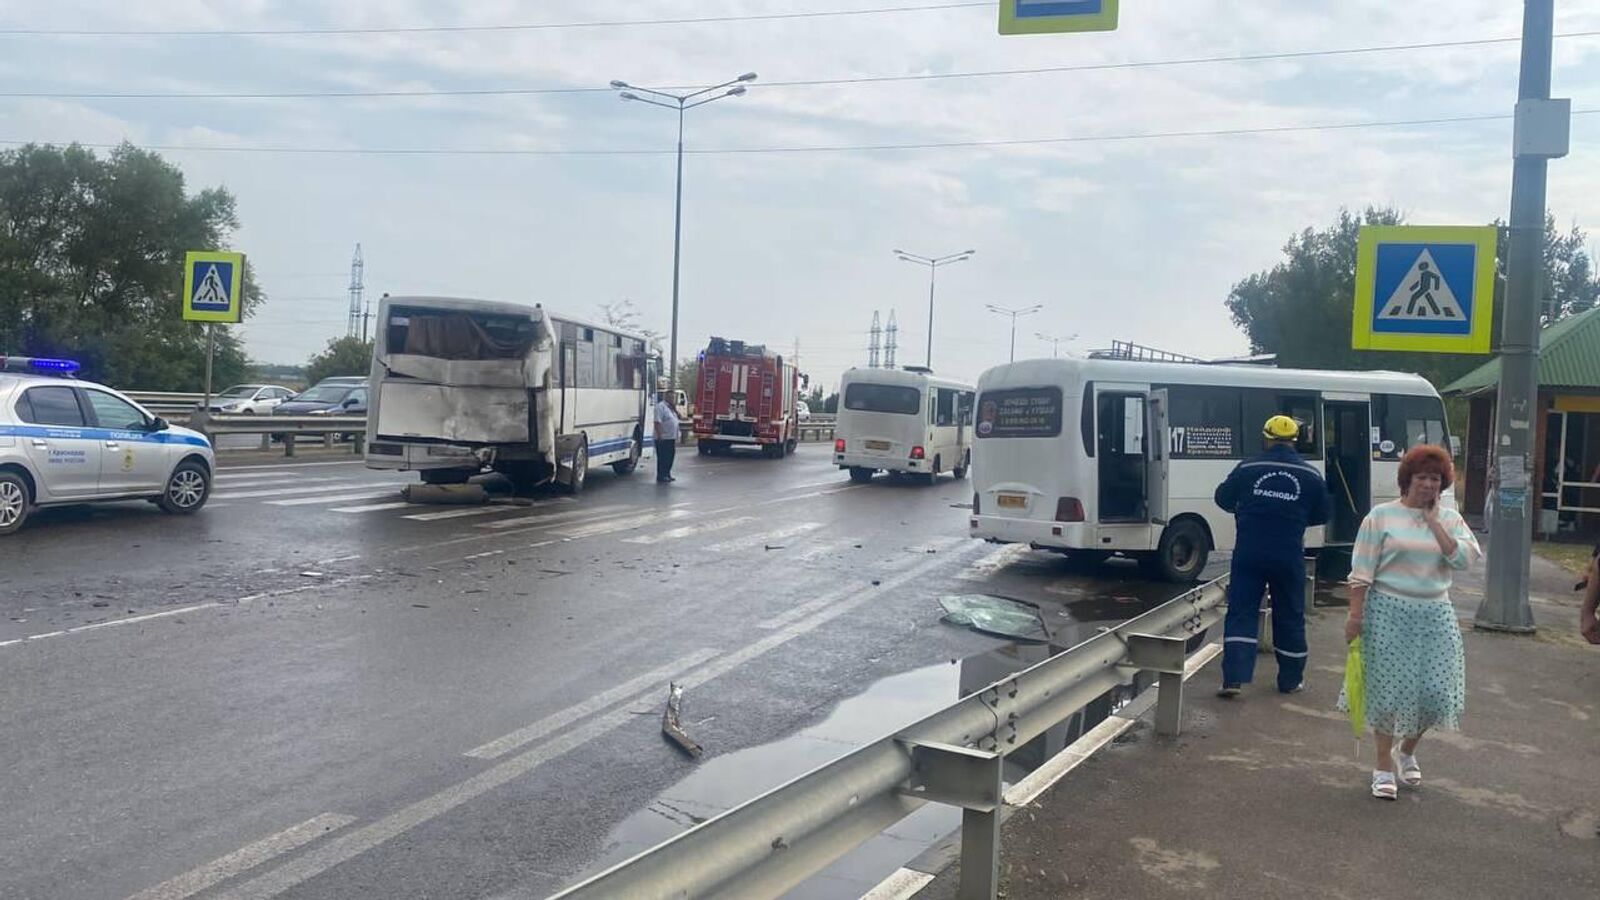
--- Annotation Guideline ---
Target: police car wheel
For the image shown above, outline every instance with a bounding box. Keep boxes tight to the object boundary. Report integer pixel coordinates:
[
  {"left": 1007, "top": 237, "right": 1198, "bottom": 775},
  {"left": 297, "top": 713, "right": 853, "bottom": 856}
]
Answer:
[
  {"left": 0, "top": 472, "right": 31, "bottom": 535},
  {"left": 158, "top": 461, "right": 210, "bottom": 514}
]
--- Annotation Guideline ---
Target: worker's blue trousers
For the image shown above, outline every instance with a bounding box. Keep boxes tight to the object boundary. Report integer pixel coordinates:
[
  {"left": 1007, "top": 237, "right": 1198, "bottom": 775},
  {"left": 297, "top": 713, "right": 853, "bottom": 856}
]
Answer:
[{"left": 1221, "top": 544, "right": 1308, "bottom": 692}]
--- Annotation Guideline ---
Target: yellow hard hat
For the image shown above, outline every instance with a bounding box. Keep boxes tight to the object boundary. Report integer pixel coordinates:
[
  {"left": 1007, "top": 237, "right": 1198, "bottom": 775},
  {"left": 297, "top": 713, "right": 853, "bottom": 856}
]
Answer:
[{"left": 1263, "top": 415, "right": 1300, "bottom": 441}]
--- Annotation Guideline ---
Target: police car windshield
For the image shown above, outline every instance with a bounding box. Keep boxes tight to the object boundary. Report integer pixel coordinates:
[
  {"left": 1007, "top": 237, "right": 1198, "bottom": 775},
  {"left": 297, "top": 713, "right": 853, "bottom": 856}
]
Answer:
[{"left": 295, "top": 386, "right": 352, "bottom": 403}]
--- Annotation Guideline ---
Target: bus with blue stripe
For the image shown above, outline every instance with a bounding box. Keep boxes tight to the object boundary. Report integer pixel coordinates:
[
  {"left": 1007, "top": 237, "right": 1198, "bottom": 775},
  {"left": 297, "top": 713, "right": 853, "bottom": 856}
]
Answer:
[{"left": 363, "top": 296, "right": 656, "bottom": 494}]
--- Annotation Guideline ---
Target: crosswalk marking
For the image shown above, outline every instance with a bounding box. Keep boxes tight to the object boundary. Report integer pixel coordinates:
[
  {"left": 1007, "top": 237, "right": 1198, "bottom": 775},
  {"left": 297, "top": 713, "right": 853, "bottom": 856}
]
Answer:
[
  {"left": 705, "top": 521, "right": 825, "bottom": 553},
  {"left": 213, "top": 475, "right": 346, "bottom": 487},
  {"left": 210, "top": 481, "right": 384, "bottom": 500},
  {"left": 622, "top": 515, "right": 755, "bottom": 545},
  {"left": 331, "top": 501, "right": 421, "bottom": 514},
  {"left": 556, "top": 509, "right": 691, "bottom": 539},
  {"left": 474, "top": 504, "right": 630, "bottom": 531},
  {"left": 267, "top": 492, "right": 400, "bottom": 507},
  {"left": 403, "top": 506, "right": 524, "bottom": 522}
]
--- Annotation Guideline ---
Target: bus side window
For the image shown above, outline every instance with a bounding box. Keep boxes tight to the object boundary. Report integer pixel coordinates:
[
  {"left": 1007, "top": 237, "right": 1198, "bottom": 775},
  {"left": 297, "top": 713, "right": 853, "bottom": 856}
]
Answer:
[{"left": 936, "top": 389, "right": 955, "bottom": 427}]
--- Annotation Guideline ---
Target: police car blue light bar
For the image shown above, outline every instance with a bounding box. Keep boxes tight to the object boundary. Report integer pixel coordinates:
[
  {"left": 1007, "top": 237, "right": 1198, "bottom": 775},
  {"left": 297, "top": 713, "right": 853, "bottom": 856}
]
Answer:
[{"left": 0, "top": 356, "right": 82, "bottom": 374}]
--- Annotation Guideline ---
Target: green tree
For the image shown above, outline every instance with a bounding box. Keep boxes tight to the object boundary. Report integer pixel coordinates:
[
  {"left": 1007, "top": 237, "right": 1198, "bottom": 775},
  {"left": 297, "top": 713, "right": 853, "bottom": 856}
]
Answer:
[
  {"left": 1226, "top": 207, "right": 1600, "bottom": 387},
  {"left": 305, "top": 336, "right": 373, "bottom": 385},
  {"left": 0, "top": 142, "right": 259, "bottom": 390}
]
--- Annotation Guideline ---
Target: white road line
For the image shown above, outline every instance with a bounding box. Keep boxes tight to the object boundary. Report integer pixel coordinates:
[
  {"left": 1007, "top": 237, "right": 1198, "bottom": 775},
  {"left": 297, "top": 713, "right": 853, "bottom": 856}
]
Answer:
[
  {"left": 217, "top": 543, "right": 986, "bottom": 900},
  {"left": 0, "top": 601, "right": 225, "bottom": 649},
  {"left": 267, "top": 492, "right": 400, "bottom": 507},
  {"left": 701, "top": 483, "right": 861, "bottom": 515},
  {"left": 217, "top": 460, "right": 368, "bottom": 472},
  {"left": 957, "top": 543, "right": 1030, "bottom": 581},
  {"left": 403, "top": 506, "right": 526, "bottom": 522},
  {"left": 555, "top": 508, "right": 691, "bottom": 539},
  {"left": 331, "top": 501, "right": 420, "bottom": 514},
  {"left": 212, "top": 475, "right": 343, "bottom": 487},
  {"left": 126, "top": 813, "right": 357, "bottom": 900},
  {"left": 464, "top": 648, "right": 722, "bottom": 760},
  {"left": 761, "top": 536, "right": 966, "bottom": 632},
  {"left": 860, "top": 868, "right": 936, "bottom": 900},
  {"left": 704, "top": 521, "right": 824, "bottom": 553},
  {"left": 474, "top": 504, "right": 630, "bottom": 531},
  {"left": 210, "top": 481, "right": 377, "bottom": 500},
  {"left": 621, "top": 516, "right": 755, "bottom": 545}
]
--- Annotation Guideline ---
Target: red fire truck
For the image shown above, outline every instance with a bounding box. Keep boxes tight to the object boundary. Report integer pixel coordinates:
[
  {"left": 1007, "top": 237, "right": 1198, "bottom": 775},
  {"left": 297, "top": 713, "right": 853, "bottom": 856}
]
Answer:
[{"left": 692, "top": 337, "right": 799, "bottom": 458}]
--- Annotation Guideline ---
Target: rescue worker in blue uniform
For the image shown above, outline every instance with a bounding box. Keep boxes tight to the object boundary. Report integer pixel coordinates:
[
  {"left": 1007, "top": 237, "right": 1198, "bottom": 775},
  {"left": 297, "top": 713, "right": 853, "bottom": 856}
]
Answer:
[{"left": 1215, "top": 415, "right": 1330, "bottom": 697}]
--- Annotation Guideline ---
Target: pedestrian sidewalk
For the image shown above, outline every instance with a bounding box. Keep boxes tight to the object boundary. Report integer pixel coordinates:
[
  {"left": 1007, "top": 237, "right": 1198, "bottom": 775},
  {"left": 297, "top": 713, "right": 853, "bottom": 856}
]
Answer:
[{"left": 917, "top": 552, "right": 1600, "bottom": 900}]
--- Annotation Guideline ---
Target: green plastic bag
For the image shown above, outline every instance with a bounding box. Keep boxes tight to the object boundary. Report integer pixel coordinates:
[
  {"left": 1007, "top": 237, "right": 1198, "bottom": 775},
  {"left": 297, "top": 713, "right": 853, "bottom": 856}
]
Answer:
[{"left": 1343, "top": 637, "right": 1365, "bottom": 738}]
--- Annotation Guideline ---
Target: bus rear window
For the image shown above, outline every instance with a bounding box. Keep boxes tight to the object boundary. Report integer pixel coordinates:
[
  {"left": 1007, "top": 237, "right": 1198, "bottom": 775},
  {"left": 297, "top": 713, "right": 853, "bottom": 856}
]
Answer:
[
  {"left": 386, "top": 307, "right": 537, "bottom": 361},
  {"left": 977, "top": 387, "right": 1063, "bottom": 439},
  {"left": 844, "top": 383, "right": 921, "bottom": 415}
]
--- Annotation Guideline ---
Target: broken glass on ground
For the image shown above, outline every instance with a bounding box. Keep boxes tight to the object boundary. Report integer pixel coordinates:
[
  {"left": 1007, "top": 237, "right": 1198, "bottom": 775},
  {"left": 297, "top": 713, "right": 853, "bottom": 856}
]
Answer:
[{"left": 937, "top": 594, "right": 1048, "bottom": 641}]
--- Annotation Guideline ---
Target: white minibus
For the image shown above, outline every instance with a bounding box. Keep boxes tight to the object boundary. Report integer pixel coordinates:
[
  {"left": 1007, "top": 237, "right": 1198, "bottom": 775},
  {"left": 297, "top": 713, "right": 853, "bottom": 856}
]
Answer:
[
  {"left": 833, "top": 367, "right": 976, "bottom": 484},
  {"left": 969, "top": 358, "right": 1450, "bottom": 581}
]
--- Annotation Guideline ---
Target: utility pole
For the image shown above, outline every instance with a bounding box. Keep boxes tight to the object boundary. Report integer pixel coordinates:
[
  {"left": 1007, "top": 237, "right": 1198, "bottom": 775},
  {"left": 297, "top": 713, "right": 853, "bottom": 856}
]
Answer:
[
  {"left": 1479, "top": 0, "right": 1569, "bottom": 633},
  {"left": 346, "top": 243, "right": 365, "bottom": 339},
  {"left": 884, "top": 310, "right": 899, "bottom": 369},
  {"left": 868, "top": 310, "right": 882, "bottom": 369}
]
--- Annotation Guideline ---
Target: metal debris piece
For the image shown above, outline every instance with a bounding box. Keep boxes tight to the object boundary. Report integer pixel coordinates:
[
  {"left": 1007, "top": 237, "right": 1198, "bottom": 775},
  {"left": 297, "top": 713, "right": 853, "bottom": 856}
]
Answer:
[{"left": 661, "top": 682, "right": 704, "bottom": 759}]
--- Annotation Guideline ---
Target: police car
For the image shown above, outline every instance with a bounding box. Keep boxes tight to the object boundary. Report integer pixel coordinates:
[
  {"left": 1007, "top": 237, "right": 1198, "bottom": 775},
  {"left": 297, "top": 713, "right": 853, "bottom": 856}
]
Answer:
[{"left": 0, "top": 356, "right": 216, "bottom": 535}]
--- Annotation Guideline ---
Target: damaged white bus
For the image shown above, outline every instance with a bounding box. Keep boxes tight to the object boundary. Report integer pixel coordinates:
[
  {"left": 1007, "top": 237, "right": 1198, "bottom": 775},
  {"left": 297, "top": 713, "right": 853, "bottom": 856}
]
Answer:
[{"left": 364, "top": 296, "right": 657, "bottom": 493}]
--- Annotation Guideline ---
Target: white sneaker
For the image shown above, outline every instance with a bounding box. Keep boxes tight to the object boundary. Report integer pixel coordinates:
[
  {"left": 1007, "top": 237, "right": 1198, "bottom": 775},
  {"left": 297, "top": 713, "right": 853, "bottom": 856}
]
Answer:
[
  {"left": 1371, "top": 770, "right": 1398, "bottom": 800},
  {"left": 1394, "top": 751, "right": 1422, "bottom": 786}
]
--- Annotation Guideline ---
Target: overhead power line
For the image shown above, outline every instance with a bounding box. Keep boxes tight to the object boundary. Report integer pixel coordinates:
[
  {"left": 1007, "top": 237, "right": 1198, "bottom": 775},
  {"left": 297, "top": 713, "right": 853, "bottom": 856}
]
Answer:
[
  {"left": 0, "top": 2, "right": 991, "bottom": 37},
  {"left": 3, "top": 109, "right": 1593, "bottom": 158},
  {"left": 3, "top": 31, "right": 1596, "bottom": 100}
]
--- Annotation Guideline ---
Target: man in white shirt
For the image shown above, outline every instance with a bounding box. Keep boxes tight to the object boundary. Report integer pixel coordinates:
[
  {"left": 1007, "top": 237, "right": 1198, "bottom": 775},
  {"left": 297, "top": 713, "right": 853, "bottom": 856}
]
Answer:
[{"left": 653, "top": 393, "right": 680, "bottom": 483}]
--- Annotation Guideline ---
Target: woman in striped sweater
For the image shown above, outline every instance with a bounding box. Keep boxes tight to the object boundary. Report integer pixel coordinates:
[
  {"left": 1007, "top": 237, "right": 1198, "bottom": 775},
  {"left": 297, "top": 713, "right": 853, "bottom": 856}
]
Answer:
[{"left": 1338, "top": 444, "right": 1481, "bottom": 800}]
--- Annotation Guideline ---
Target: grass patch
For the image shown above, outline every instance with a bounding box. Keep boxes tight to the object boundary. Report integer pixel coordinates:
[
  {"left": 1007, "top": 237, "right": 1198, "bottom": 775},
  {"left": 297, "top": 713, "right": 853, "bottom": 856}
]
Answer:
[{"left": 1532, "top": 541, "right": 1595, "bottom": 576}]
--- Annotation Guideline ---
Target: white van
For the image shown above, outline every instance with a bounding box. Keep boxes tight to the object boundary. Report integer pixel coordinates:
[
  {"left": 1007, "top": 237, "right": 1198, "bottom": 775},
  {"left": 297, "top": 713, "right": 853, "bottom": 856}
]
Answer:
[
  {"left": 833, "top": 367, "right": 975, "bottom": 483},
  {"left": 968, "top": 357, "right": 1451, "bottom": 581}
]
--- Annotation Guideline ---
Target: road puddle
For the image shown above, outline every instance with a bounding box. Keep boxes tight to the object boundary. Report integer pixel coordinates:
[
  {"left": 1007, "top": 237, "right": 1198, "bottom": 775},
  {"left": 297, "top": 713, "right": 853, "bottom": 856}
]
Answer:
[{"left": 584, "top": 641, "right": 1145, "bottom": 898}]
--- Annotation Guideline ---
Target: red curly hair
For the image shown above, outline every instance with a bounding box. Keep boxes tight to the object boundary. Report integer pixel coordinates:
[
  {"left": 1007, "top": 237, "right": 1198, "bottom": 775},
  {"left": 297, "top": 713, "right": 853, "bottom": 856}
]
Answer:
[{"left": 1398, "top": 444, "right": 1454, "bottom": 493}]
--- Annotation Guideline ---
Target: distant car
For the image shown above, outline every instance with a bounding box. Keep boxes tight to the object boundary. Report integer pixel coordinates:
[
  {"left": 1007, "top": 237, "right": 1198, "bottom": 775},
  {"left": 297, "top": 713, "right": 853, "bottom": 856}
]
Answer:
[
  {"left": 274, "top": 383, "right": 368, "bottom": 417},
  {"left": 0, "top": 356, "right": 216, "bottom": 535},
  {"left": 797, "top": 401, "right": 811, "bottom": 422},
  {"left": 205, "top": 384, "right": 295, "bottom": 415}
]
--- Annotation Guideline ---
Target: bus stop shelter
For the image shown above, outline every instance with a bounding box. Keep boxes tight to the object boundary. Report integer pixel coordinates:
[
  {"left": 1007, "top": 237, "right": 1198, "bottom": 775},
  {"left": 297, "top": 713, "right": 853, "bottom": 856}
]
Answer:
[{"left": 1443, "top": 305, "right": 1600, "bottom": 536}]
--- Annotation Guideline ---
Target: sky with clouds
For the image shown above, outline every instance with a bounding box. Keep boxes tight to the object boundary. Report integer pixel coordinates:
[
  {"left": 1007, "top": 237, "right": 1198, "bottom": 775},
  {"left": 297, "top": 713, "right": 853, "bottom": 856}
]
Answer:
[{"left": 1, "top": 0, "right": 1597, "bottom": 390}]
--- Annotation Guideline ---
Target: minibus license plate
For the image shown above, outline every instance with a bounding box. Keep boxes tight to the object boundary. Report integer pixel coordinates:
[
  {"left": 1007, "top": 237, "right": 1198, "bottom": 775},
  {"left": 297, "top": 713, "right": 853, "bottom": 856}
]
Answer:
[
  {"left": 997, "top": 494, "right": 1026, "bottom": 509},
  {"left": 865, "top": 440, "right": 890, "bottom": 450}
]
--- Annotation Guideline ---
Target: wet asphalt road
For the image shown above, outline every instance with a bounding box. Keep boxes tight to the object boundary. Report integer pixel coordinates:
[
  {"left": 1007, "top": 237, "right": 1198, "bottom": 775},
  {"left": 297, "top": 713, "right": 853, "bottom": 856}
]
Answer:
[{"left": 0, "top": 444, "right": 1215, "bottom": 900}]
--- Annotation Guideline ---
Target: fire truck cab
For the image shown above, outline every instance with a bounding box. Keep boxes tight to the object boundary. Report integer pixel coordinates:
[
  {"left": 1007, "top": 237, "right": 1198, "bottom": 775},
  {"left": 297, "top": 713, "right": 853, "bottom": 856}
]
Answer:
[{"left": 692, "top": 337, "right": 799, "bottom": 458}]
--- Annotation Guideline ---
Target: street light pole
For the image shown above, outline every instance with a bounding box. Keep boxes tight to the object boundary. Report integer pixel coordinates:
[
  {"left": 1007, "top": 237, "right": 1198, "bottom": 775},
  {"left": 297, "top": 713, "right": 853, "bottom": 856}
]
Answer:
[
  {"left": 986, "top": 304, "right": 1043, "bottom": 362},
  {"left": 1035, "top": 331, "right": 1078, "bottom": 358},
  {"left": 894, "top": 249, "right": 975, "bottom": 369},
  {"left": 613, "top": 72, "right": 756, "bottom": 392}
]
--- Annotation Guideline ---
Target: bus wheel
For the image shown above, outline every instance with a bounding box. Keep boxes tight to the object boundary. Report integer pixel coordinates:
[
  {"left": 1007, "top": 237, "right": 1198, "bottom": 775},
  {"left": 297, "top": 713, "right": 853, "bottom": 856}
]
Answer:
[
  {"left": 924, "top": 458, "right": 940, "bottom": 485},
  {"left": 1145, "top": 519, "right": 1210, "bottom": 583},
  {"left": 848, "top": 467, "right": 874, "bottom": 484},
  {"left": 952, "top": 451, "right": 970, "bottom": 480},
  {"left": 565, "top": 439, "right": 588, "bottom": 494},
  {"left": 612, "top": 433, "right": 642, "bottom": 475}
]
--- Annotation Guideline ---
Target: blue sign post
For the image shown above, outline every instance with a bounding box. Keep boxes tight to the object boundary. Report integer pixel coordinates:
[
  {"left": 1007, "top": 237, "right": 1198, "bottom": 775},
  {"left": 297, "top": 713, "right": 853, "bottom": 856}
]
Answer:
[
  {"left": 999, "top": 0, "right": 1119, "bottom": 35},
  {"left": 1351, "top": 225, "right": 1496, "bottom": 354}
]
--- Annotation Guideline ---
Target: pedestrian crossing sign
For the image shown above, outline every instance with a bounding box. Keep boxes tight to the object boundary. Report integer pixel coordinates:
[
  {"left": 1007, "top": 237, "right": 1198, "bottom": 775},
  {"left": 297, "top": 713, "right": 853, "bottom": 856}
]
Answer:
[
  {"left": 1352, "top": 225, "right": 1496, "bottom": 354},
  {"left": 182, "top": 250, "right": 245, "bottom": 323},
  {"left": 999, "top": 0, "right": 1118, "bottom": 35}
]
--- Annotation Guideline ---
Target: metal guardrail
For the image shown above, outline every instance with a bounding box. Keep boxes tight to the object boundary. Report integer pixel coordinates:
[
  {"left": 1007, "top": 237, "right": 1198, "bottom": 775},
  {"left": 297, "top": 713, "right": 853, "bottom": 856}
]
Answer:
[
  {"left": 190, "top": 411, "right": 367, "bottom": 457},
  {"left": 553, "top": 576, "right": 1228, "bottom": 900},
  {"left": 124, "top": 391, "right": 206, "bottom": 422}
]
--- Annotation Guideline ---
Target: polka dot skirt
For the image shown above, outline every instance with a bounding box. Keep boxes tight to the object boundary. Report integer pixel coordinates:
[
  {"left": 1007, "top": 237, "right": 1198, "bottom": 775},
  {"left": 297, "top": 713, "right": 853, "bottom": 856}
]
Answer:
[{"left": 1338, "top": 590, "right": 1466, "bottom": 736}]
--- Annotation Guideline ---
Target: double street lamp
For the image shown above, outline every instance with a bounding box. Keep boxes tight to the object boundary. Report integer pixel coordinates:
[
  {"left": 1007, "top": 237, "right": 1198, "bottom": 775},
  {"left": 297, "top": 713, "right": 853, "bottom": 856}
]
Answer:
[
  {"left": 986, "top": 303, "right": 1043, "bottom": 362},
  {"left": 1035, "top": 331, "right": 1078, "bottom": 358},
  {"left": 894, "top": 249, "right": 974, "bottom": 369},
  {"left": 612, "top": 71, "right": 757, "bottom": 390}
]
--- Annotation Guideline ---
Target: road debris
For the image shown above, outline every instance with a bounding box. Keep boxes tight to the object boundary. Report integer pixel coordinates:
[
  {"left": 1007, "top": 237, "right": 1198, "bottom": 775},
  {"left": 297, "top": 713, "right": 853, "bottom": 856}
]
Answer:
[
  {"left": 938, "top": 593, "right": 1049, "bottom": 641},
  {"left": 661, "top": 682, "right": 704, "bottom": 759}
]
